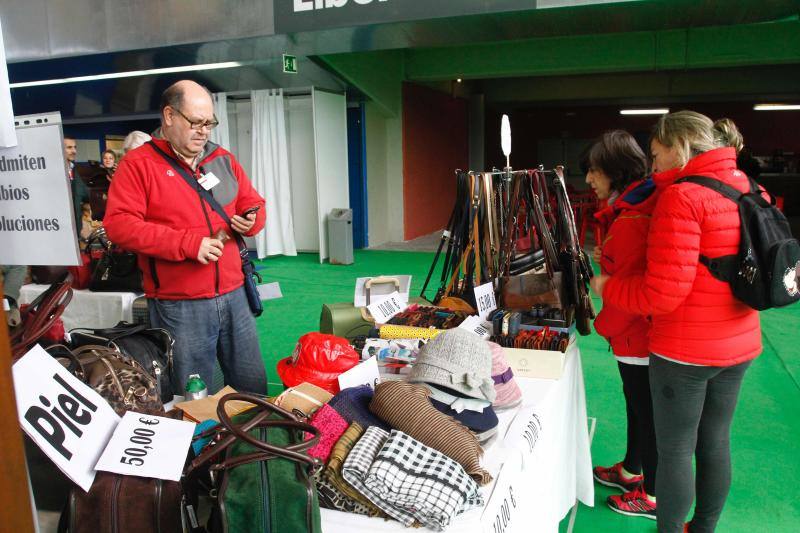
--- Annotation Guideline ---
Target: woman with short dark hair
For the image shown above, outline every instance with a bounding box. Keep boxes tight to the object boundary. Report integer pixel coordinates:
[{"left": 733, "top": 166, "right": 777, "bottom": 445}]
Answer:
[{"left": 584, "top": 130, "right": 660, "bottom": 520}]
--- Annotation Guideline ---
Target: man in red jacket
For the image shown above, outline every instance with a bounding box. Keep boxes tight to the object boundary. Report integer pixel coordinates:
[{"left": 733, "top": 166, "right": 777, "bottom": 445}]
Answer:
[{"left": 104, "top": 80, "right": 267, "bottom": 394}]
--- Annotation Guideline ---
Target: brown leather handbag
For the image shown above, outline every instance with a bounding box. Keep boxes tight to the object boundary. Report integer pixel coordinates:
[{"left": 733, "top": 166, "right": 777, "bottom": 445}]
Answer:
[
  {"left": 10, "top": 275, "right": 73, "bottom": 360},
  {"left": 60, "top": 469, "right": 183, "bottom": 533},
  {"left": 54, "top": 344, "right": 164, "bottom": 416},
  {"left": 501, "top": 271, "right": 566, "bottom": 310}
]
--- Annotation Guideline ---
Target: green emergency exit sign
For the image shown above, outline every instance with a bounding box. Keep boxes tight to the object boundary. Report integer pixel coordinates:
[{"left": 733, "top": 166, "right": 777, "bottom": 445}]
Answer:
[{"left": 283, "top": 54, "right": 298, "bottom": 74}]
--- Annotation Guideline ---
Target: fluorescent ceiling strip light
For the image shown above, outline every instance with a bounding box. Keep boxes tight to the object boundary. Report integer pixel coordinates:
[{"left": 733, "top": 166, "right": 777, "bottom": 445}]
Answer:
[
  {"left": 9, "top": 61, "right": 248, "bottom": 89},
  {"left": 754, "top": 104, "right": 800, "bottom": 111},
  {"left": 619, "top": 108, "right": 670, "bottom": 115}
]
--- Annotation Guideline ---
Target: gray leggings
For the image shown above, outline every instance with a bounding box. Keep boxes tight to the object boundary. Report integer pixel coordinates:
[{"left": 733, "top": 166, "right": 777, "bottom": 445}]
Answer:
[{"left": 649, "top": 355, "right": 751, "bottom": 533}]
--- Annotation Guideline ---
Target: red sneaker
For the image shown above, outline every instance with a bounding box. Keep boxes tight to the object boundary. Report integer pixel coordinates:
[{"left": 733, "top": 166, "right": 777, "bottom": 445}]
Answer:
[
  {"left": 606, "top": 486, "right": 656, "bottom": 520},
  {"left": 593, "top": 461, "right": 643, "bottom": 492}
]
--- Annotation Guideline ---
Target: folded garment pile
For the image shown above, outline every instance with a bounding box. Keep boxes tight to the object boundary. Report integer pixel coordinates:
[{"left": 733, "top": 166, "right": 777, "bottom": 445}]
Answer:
[{"left": 273, "top": 328, "right": 531, "bottom": 531}]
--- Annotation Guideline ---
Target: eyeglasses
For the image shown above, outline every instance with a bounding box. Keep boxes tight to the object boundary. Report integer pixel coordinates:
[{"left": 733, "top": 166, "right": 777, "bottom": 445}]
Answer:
[{"left": 171, "top": 107, "right": 219, "bottom": 131}]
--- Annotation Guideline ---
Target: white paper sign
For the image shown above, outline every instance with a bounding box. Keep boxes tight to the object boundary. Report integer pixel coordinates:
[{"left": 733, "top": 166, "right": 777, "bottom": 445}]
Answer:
[
  {"left": 13, "top": 345, "right": 120, "bottom": 492},
  {"left": 366, "top": 291, "right": 407, "bottom": 324},
  {"left": 480, "top": 452, "right": 532, "bottom": 533},
  {"left": 338, "top": 356, "right": 381, "bottom": 391},
  {"left": 0, "top": 19, "right": 17, "bottom": 148},
  {"left": 95, "top": 411, "right": 196, "bottom": 482},
  {"left": 504, "top": 405, "right": 543, "bottom": 468},
  {"left": 0, "top": 113, "right": 81, "bottom": 265},
  {"left": 474, "top": 282, "right": 498, "bottom": 319},
  {"left": 354, "top": 275, "right": 412, "bottom": 307},
  {"left": 458, "top": 315, "right": 493, "bottom": 339},
  {"left": 257, "top": 281, "right": 283, "bottom": 300}
]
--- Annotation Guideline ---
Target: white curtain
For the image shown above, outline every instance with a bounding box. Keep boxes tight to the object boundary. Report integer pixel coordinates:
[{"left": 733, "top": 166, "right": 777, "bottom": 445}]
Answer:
[
  {"left": 251, "top": 88, "right": 296, "bottom": 257},
  {"left": 209, "top": 92, "right": 230, "bottom": 149},
  {"left": 0, "top": 17, "right": 17, "bottom": 147}
]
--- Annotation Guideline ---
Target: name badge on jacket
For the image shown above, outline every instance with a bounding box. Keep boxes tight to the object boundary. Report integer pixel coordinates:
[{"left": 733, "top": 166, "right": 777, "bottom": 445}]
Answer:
[{"left": 198, "top": 172, "right": 220, "bottom": 190}]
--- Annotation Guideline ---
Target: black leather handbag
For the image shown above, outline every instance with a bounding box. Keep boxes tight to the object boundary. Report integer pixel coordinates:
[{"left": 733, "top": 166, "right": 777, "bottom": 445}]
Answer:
[{"left": 87, "top": 229, "right": 144, "bottom": 293}]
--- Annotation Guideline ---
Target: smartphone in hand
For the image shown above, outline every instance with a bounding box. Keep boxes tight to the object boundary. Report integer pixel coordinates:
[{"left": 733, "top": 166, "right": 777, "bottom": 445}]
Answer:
[{"left": 241, "top": 205, "right": 261, "bottom": 217}]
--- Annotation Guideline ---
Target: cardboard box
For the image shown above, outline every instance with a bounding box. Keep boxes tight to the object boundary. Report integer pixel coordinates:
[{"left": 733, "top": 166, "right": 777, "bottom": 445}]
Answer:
[
  {"left": 175, "top": 386, "right": 257, "bottom": 423},
  {"left": 502, "top": 343, "right": 570, "bottom": 380}
]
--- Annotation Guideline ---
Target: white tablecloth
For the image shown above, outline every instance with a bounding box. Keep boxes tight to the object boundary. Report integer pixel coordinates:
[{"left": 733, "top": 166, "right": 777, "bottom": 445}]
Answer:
[
  {"left": 320, "top": 344, "right": 594, "bottom": 533},
  {"left": 19, "top": 284, "right": 142, "bottom": 331}
]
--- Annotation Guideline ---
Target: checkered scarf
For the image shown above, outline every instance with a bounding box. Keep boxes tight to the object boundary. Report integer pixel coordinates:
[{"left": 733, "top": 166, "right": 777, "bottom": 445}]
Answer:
[
  {"left": 342, "top": 426, "right": 411, "bottom": 524},
  {"left": 342, "top": 427, "right": 483, "bottom": 531}
]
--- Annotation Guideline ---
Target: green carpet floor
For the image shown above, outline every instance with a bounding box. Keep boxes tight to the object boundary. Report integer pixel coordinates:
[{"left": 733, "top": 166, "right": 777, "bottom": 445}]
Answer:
[{"left": 254, "top": 250, "right": 800, "bottom": 532}]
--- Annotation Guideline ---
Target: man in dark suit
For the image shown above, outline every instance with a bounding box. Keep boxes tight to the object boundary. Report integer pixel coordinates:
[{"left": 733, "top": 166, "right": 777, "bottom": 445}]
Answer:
[{"left": 64, "top": 136, "right": 88, "bottom": 236}]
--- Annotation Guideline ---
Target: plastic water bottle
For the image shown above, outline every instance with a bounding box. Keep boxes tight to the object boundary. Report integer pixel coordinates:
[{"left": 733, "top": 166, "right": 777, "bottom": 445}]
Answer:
[{"left": 185, "top": 374, "right": 208, "bottom": 401}]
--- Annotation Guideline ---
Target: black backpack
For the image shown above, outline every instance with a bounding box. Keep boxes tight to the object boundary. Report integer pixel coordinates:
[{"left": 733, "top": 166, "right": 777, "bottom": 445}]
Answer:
[{"left": 676, "top": 175, "right": 800, "bottom": 310}]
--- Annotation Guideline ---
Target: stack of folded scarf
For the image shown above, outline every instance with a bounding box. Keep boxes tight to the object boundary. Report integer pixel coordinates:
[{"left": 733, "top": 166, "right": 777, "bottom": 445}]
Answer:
[
  {"left": 369, "top": 380, "right": 491, "bottom": 485},
  {"left": 342, "top": 426, "right": 483, "bottom": 531}
]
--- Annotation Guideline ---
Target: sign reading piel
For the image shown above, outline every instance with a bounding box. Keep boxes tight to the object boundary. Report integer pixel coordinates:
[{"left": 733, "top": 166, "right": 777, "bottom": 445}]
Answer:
[
  {"left": 13, "top": 345, "right": 120, "bottom": 491},
  {"left": 0, "top": 113, "right": 80, "bottom": 266}
]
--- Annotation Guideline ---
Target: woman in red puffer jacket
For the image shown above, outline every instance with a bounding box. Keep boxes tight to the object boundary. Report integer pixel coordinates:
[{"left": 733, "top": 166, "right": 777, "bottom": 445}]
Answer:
[
  {"left": 583, "top": 131, "right": 660, "bottom": 520},
  {"left": 592, "top": 112, "right": 761, "bottom": 533}
]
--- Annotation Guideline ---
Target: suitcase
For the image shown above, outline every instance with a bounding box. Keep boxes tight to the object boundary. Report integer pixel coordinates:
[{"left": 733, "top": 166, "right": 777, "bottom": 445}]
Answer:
[{"left": 319, "top": 277, "right": 429, "bottom": 339}]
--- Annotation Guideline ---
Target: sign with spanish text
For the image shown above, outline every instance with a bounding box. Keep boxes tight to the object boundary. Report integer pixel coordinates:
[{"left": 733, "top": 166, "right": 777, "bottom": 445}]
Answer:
[
  {"left": 95, "top": 412, "right": 196, "bottom": 482},
  {"left": 13, "top": 345, "right": 119, "bottom": 491},
  {"left": 274, "top": 0, "right": 643, "bottom": 34},
  {"left": 0, "top": 113, "right": 80, "bottom": 265}
]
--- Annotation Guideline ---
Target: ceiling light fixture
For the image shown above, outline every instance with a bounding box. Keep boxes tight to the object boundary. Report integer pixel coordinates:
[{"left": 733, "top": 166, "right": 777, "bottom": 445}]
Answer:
[
  {"left": 9, "top": 61, "right": 249, "bottom": 89},
  {"left": 753, "top": 104, "right": 800, "bottom": 111},
  {"left": 619, "top": 108, "right": 670, "bottom": 115}
]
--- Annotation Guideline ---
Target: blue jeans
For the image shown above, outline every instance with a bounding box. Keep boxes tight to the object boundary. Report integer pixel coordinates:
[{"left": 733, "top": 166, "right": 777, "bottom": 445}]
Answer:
[{"left": 148, "top": 286, "right": 267, "bottom": 396}]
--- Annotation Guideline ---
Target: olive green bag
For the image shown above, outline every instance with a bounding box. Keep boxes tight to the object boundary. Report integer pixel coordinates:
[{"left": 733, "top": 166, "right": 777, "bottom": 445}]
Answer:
[{"left": 185, "top": 394, "right": 322, "bottom": 533}]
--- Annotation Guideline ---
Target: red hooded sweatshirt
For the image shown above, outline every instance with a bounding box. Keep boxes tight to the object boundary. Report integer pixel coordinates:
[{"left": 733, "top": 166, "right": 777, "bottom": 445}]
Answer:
[
  {"left": 593, "top": 178, "right": 658, "bottom": 358},
  {"left": 104, "top": 139, "right": 266, "bottom": 300},
  {"left": 602, "top": 147, "right": 762, "bottom": 366}
]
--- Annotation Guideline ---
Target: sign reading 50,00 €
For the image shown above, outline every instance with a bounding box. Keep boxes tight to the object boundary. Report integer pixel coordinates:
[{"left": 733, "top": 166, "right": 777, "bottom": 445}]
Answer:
[{"left": 0, "top": 113, "right": 80, "bottom": 266}]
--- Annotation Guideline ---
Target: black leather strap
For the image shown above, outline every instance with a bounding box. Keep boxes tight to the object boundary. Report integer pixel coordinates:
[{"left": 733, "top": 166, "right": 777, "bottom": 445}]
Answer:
[
  {"left": 675, "top": 175, "right": 744, "bottom": 202},
  {"left": 148, "top": 141, "right": 249, "bottom": 260}
]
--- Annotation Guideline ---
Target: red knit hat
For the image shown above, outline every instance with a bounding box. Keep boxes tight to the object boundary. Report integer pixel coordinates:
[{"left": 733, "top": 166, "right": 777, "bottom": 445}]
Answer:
[{"left": 277, "top": 332, "right": 360, "bottom": 394}]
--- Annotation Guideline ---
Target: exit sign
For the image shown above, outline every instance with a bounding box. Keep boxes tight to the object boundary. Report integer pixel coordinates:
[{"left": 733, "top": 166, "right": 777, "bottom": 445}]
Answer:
[{"left": 283, "top": 54, "right": 298, "bottom": 74}]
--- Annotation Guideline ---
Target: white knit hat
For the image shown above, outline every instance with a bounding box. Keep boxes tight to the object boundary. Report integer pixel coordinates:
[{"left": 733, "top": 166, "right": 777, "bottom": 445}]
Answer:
[{"left": 408, "top": 329, "right": 496, "bottom": 402}]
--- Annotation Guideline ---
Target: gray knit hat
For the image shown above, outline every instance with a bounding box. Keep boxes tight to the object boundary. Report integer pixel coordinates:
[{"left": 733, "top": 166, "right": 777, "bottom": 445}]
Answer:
[{"left": 408, "top": 329, "right": 496, "bottom": 402}]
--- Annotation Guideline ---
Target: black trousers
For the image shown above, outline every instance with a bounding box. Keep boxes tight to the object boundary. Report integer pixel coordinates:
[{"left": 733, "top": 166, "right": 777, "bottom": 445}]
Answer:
[
  {"left": 618, "top": 361, "right": 658, "bottom": 495},
  {"left": 649, "top": 355, "right": 751, "bottom": 533}
]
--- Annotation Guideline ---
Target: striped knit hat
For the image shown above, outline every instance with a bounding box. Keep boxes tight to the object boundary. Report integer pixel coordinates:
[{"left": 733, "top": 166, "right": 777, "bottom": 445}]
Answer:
[{"left": 369, "top": 380, "right": 492, "bottom": 485}]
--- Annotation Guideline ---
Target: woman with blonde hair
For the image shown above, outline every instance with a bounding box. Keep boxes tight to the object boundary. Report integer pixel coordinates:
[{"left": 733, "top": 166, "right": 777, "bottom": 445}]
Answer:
[{"left": 591, "top": 111, "right": 760, "bottom": 532}]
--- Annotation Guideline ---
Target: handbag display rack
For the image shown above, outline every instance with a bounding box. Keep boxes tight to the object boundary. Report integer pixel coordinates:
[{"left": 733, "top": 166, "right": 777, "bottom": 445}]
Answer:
[{"left": 421, "top": 165, "right": 596, "bottom": 335}]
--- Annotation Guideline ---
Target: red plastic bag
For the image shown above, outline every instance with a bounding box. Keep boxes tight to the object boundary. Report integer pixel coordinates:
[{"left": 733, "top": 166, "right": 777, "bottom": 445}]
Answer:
[{"left": 277, "top": 332, "right": 360, "bottom": 394}]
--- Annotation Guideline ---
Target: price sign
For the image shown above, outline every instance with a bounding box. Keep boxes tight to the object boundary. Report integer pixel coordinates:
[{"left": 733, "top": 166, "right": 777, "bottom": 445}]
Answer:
[
  {"left": 504, "top": 406, "right": 543, "bottom": 468},
  {"left": 95, "top": 411, "right": 195, "bottom": 481},
  {"left": 458, "top": 315, "right": 493, "bottom": 339},
  {"left": 480, "top": 452, "right": 531, "bottom": 533},
  {"left": 366, "top": 291, "right": 407, "bottom": 324},
  {"left": 474, "top": 282, "right": 497, "bottom": 319},
  {"left": 338, "top": 356, "right": 381, "bottom": 391}
]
